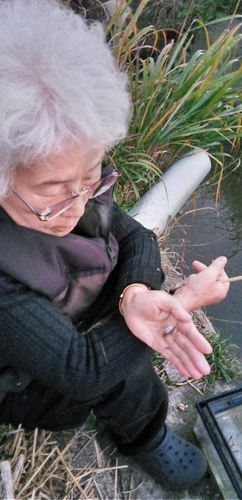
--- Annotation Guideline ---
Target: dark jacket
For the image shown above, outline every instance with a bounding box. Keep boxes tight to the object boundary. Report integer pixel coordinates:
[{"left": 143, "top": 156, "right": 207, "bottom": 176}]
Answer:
[{"left": 0, "top": 198, "right": 164, "bottom": 403}]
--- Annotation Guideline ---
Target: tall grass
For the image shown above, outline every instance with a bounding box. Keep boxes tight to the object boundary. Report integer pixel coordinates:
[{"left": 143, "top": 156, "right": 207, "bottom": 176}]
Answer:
[{"left": 104, "top": 1, "right": 242, "bottom": 205}]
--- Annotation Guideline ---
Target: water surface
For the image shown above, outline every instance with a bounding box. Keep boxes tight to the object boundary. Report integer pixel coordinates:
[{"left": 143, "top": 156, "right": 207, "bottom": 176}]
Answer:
[{"left": 167, "top": 169, "right": 242, "bottom": 353}]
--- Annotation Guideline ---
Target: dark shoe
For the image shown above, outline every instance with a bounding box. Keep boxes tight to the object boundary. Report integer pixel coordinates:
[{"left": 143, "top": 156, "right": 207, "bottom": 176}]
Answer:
[{"left": 129, "top": 425, "right": 207, "bottom": 490}]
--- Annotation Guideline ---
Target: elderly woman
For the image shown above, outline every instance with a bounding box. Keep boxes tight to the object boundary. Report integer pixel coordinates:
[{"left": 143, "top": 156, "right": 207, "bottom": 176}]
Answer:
[{"left": 0, "top": 0, "right": 229, "bottom": 492}]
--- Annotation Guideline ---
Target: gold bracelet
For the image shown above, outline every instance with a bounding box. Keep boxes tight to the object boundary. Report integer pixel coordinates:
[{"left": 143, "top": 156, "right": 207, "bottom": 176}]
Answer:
[{"left": 119, "top": 283, "right": 150, "bottom": 316}]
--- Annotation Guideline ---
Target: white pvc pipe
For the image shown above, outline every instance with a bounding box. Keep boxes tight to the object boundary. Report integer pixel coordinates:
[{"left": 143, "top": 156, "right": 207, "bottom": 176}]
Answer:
[{"left": 128, "top": 150, "right": 211, "bottom": 231}]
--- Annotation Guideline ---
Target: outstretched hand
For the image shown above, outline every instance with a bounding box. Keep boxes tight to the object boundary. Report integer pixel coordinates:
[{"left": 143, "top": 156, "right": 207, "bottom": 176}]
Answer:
[
  {"left": 175, "top": 256, "right": 230, "bottom": 311},
  {"left": 120, "top": 256, "right": 230, "bottom": 379},
  {"left": 121, "top": 288, "right": 212, "bottom": 380}
]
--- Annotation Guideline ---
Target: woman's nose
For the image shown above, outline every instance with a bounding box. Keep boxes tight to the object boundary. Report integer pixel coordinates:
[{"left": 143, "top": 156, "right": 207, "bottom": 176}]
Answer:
[{"left": 68, "top": 193, "right": 88, "bottom": 217}]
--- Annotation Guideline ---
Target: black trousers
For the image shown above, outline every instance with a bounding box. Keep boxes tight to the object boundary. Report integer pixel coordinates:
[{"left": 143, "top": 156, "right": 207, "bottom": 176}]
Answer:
[
  {"left": 0, "top": 285, "right": 169, "bottom": 454},
  {"left": 0, "top": 351, "right": 168, "bottom": 455}
]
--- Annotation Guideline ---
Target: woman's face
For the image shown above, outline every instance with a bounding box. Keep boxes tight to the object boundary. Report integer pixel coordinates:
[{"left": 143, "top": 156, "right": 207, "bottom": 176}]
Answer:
[{"left": 1, "top": 140, "right": 105, "bottom": 237}]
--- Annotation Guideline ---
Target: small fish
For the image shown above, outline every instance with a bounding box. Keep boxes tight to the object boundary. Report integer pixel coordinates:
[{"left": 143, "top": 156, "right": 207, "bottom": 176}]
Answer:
[{"left": 163, "top": 325, "right": 176, "bottom": 336}]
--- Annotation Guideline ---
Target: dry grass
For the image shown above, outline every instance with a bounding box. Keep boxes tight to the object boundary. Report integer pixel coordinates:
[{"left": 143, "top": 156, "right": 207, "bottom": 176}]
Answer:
[{"left": 0, "top": 423, "right": 130, "bottom": 499}]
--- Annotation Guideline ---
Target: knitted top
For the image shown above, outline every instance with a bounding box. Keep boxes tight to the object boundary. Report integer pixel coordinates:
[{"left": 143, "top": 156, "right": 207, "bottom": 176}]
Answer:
[{"left": 0, "top": 201, "right": 164, "bottom": 403}]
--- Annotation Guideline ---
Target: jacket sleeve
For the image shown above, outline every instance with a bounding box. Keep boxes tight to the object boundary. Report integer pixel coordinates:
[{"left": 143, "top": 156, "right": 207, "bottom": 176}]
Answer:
[
  {"left": 0, "top": 270, "right": 148, "bottom": 400},
  {"left": 110, "top": 201, "right": 165, "bottom": 302}
]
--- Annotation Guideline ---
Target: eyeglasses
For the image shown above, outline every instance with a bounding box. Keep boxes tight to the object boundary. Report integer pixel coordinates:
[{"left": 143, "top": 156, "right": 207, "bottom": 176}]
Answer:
[{"left": 12, "top": 168, "right": 119, "bottom": 221}]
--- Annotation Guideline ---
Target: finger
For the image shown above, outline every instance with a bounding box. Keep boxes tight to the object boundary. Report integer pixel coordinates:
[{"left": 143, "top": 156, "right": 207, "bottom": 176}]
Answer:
[
  {"left": 179, "top": 351, "right": 211, "bottom": 378},
  {"left": 209, "top": 258, "right": 230, "bottom": 289},
  {"left": 163, "top": 341, "right": 210, "bottom": 379},
  {"left": 154, "top": 292, "right": 192, "bottom": 322},
  {"left": 192, "top": 260, "right": 208, "bottom": 272},
  {"left": 192, "top": 256, "right": 227, "bottom": 275},
  {"left": 209, "top": 256, "right": 228, "bottom": 274},
  {"left": 173, "top": 330, "right": 212, "bottom": 374},
  {"left": 164, "top": 325, "right": 209, "bottom": 358},
  {"left": 159, "top": 309, "right": 213, "bottom": 356},
  {"left": 179, "top": 321, "right": 213, "bottom": 355},
  {"left": 163, "top": 330, "right": 211, "bottom": 378}
]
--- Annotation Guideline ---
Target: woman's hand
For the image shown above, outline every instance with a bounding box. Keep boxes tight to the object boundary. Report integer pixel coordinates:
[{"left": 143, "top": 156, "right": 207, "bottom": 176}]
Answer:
[
  {"left": 174, "top": 256, "right": 230, "bottom": 312},
  {"left": 120, "top": 287, "right": 212, "bottom": 380}
]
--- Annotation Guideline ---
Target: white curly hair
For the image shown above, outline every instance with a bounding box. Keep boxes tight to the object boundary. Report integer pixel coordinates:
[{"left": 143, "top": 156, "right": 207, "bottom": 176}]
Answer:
[{"left": 0, "top": 0, "right": 132, "bottom": 196}]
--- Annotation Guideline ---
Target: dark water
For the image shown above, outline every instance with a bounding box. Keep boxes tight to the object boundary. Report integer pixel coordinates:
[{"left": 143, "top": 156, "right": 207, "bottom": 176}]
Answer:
[{"left": 167, "top": 169, "right": 242, "bottom": 353}]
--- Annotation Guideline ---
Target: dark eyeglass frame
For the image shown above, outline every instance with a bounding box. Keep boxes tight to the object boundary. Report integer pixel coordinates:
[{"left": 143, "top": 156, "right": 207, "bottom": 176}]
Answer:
[{"left": 12, "top": 168, "right": 119, "bottom": 221}]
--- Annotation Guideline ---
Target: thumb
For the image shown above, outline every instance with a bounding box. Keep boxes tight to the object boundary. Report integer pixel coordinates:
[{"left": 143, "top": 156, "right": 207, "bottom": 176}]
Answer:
[{"left": 210, "top": 256, "right": 227, "bottom": 271}]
